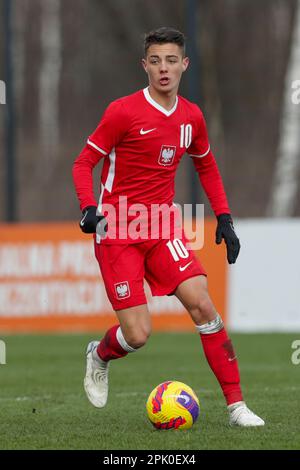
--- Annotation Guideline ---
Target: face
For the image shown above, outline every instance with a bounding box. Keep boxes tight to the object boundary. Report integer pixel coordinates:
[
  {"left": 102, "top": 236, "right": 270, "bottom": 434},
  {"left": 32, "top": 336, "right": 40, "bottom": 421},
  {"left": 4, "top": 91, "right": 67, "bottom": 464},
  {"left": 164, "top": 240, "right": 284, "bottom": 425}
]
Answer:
[{"left": 142, "top": 43, "right": 189, "bottom": 95}]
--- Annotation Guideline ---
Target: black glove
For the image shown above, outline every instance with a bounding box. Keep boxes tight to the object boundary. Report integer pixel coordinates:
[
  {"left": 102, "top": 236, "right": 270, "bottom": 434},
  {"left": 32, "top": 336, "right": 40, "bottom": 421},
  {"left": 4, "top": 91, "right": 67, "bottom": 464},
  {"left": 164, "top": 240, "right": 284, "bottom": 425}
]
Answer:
[
  {"left": 79, "top": 206, "right": 107, "bottom": 234},
  {"left": 216, "top": 213, "right": 240, "bottom": 264}
]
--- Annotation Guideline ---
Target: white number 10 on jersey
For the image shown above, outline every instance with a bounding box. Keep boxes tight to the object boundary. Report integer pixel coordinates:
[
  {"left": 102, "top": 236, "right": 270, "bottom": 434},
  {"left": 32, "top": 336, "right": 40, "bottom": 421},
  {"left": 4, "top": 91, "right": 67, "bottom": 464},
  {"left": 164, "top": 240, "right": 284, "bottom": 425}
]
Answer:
[
  {"left": 180, "top": 124, "right": 192, "bottom": 148},
  {"left": 166, "top": 239, "right": 189, "bottom": 262}
]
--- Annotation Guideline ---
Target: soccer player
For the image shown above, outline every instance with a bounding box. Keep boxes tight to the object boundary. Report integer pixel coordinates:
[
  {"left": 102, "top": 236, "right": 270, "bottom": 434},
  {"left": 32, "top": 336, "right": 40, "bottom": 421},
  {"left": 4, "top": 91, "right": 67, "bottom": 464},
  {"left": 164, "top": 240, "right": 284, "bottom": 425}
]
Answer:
[{"left": 73, "top": 27, "right": 264, "bottom": 426}]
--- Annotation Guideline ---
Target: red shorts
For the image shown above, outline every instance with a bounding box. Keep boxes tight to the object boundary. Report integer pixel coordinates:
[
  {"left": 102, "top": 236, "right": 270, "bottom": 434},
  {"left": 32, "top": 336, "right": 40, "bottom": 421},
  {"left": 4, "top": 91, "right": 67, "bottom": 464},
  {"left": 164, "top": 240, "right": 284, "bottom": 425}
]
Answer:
[{"left": 94, "top": 234, "right": 206, "bottom": 311}]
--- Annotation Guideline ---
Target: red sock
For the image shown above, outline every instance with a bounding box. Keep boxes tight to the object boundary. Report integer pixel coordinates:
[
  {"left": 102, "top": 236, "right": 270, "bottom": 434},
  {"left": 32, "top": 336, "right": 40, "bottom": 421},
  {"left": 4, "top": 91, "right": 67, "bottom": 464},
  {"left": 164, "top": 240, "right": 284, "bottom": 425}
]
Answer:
[
  {"left": 97, "top": 325, "right": 129, "bottom": 362},
  {"left": 200, "top": 328, "right": 243, "bottom": 405}
]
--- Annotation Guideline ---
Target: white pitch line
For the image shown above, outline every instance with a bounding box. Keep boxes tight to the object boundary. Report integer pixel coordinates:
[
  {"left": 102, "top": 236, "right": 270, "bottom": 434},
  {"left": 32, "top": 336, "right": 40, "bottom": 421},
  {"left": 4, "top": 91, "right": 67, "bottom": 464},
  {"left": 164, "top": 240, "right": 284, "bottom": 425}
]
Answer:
[
  {"left": 0, "top": 395, "right": 52, "bottom": 402},
  {"left": 115, "top": 392, "right": 147, "bottom": 398}
]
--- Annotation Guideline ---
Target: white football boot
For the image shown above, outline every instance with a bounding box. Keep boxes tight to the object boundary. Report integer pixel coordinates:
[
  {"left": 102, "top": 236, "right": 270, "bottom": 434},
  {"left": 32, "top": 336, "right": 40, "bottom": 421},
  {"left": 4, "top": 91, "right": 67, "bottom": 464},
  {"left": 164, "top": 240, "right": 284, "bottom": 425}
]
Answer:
[
  {"left": 228, "top": 401, "right": 265, "bottom": 427},
  {"left": 84, "top": 340, "right": 109, "bottom": 408}
]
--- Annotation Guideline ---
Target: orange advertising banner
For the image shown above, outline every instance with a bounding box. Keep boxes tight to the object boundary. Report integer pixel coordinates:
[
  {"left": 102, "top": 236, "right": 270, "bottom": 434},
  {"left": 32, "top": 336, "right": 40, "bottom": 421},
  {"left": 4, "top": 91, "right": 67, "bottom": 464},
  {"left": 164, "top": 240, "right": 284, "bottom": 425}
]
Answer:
[{"left": 0, "top": 220, "right": 227, "bottom": 333}]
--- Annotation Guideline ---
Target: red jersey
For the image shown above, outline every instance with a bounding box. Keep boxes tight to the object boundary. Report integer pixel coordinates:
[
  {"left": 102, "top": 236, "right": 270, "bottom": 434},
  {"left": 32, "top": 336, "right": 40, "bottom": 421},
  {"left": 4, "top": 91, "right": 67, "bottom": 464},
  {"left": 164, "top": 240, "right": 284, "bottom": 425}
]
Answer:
[{"left": 73, "top": 87, "right": 230, "bottom": 243}]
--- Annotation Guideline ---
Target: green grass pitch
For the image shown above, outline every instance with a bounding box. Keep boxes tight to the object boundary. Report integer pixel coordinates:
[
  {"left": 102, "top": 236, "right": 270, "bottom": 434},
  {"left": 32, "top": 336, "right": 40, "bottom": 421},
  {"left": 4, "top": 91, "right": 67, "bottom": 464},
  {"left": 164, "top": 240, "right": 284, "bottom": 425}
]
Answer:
[{"left": 0, "top": 332, "right": 299, "bottom": 450}]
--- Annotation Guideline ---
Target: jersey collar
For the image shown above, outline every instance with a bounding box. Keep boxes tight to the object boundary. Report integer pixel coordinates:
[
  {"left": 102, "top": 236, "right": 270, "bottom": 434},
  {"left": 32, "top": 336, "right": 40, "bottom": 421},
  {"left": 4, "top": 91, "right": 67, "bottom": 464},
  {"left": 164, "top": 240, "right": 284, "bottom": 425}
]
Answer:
[{"left": 143, "top": 87, "right": 178, "bottom": 117}]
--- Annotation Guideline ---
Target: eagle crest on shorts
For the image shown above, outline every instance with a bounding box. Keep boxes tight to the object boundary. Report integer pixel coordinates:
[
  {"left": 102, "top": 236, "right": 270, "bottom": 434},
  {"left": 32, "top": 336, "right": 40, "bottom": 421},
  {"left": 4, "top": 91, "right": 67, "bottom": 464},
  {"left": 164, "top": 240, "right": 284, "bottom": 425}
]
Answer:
[{"left": 115, "top": 281, "right": 130, "bottom": 299}]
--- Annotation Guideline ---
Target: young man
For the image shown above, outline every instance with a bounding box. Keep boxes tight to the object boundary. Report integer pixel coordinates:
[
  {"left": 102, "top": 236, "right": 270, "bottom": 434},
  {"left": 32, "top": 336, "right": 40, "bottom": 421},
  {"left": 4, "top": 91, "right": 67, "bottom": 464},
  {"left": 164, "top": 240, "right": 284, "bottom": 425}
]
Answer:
[{"left": 72, "top": 27, "right": 264, "bottom": 426}]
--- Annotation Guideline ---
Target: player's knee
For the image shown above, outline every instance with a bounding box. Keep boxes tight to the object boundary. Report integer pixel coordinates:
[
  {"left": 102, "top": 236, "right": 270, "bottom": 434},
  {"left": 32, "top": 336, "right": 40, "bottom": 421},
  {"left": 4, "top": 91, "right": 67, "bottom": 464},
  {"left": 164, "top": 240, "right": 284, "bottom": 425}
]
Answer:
[
  {"left": 188, "top": 292, "right": 216, "bottom": 324},
  {"left": 125, "top": 327, "right": 151, "bottom": 349}
]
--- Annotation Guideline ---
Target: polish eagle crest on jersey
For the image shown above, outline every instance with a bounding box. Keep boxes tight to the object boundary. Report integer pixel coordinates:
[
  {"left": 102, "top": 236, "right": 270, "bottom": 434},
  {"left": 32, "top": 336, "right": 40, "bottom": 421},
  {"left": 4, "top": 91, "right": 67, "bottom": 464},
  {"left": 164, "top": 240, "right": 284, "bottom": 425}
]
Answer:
[{"left": 158, "top": 145, "right": 176, "bottom": 166}]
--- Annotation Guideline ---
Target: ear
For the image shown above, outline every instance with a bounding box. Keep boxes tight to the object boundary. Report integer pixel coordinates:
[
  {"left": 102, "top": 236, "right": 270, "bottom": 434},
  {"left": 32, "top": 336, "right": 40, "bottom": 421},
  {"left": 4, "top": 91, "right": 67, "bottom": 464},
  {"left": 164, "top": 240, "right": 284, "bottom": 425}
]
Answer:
[
  {"left": 182, "top": 56, "right": 190, "bottom": 72},
  {"left": 141, "top": 58, "right": 148, "bottom": 73}
]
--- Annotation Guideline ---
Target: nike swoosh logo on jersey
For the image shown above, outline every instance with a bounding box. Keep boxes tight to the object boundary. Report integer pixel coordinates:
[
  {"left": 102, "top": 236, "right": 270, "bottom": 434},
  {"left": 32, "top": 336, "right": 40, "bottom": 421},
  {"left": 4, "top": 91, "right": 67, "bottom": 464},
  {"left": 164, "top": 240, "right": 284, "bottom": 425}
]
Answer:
[
  {"left": 179, "top": 261, "right": 193, "bottom": 271},
  {"left": 140, "top": 128, "right": 156, "bottom": 135}
]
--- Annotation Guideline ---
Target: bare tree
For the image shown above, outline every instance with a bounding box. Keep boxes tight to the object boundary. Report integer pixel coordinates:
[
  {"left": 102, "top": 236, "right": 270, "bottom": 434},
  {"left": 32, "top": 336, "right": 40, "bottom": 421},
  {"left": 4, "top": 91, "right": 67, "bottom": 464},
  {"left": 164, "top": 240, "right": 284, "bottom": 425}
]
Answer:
[
  {"left": 267, "top": 0, "right": 300, "bottom": 217},
  {"left": 37, "top": 0, "right": 62, "bottom": 182}
]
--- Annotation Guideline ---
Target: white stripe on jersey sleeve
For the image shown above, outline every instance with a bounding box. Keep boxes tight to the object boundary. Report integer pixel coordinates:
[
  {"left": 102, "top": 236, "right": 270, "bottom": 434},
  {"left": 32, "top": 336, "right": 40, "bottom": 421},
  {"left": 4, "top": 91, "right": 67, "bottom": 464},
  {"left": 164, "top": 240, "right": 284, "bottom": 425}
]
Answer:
[
  {"left": 87, "top": 138, "right": 108, "bottom": 155},
  {"left": 105, "top": 148, "right": 116, "bottom": 193},
  {"left": 188, "top": 145, "right": 211, "bottom": 158},
  {"left": 97, "top": 183, "right": 105, "bottom": 214},
  {"left": 95, "top": 149, "right": 116, "bottom": 244}
]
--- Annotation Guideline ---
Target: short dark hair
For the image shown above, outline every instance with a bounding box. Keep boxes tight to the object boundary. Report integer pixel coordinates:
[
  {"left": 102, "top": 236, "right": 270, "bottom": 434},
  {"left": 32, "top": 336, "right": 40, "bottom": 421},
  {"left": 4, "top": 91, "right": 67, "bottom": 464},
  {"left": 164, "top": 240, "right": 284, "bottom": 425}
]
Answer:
[{"left": 144, "top": 27, "right": 186, "bottom": 57}]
